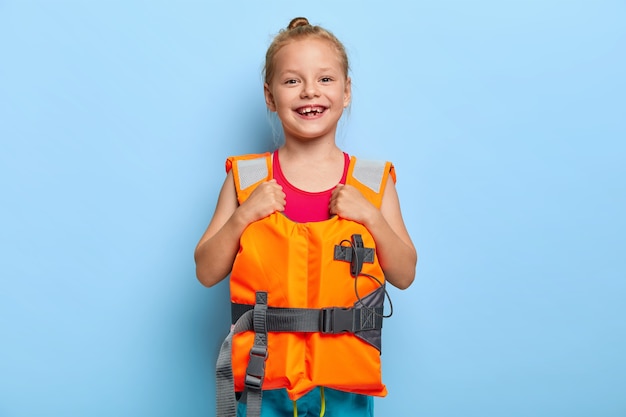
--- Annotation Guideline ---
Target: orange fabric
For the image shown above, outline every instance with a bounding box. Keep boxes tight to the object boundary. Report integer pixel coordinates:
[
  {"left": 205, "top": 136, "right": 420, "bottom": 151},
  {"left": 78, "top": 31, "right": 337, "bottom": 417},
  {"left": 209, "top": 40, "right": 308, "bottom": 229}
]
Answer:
[
  {"left": 227, "top": 154, "right": 394, "bottom": 401},
  {"left": 226, "top": 152, "right": 272, "bottom": 205},
  {"left": 345, "top": 156, "right": 395, "bottom": 209}
]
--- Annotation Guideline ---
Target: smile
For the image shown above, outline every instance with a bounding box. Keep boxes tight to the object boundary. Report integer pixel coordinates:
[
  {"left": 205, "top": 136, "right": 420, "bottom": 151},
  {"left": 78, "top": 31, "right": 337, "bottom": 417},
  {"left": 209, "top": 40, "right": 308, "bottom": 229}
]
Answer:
[{"left": 296, "top": 106, "right": 327, "bottom": 116}]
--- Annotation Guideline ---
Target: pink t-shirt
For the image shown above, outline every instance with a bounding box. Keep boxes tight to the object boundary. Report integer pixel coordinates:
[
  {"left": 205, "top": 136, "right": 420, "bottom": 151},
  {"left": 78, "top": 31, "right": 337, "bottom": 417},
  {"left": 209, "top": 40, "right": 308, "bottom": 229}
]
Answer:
[{"left": 273, "top": 150, "right": 350, "bottom": 223}]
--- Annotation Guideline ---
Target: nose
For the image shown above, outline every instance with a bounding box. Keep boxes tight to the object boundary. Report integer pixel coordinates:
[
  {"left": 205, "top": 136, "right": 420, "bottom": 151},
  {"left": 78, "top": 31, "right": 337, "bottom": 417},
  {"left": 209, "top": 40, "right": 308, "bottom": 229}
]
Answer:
[{"left": 300, "top": 81, "right": 320, "bottom": 99}]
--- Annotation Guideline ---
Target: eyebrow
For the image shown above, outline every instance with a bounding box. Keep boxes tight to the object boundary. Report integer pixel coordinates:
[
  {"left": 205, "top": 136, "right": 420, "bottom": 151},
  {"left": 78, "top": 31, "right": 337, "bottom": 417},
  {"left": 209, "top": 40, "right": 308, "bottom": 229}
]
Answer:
[{"left": 279, "top": 68, "right": 339, "bottom": 76}]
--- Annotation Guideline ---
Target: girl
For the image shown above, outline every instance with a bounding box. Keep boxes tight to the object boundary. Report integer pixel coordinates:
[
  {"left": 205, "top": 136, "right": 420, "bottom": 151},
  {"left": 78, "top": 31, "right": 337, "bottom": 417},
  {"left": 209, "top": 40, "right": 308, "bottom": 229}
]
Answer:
[{"left": 195, "top": 17, "right": 417, "bottom": 417}]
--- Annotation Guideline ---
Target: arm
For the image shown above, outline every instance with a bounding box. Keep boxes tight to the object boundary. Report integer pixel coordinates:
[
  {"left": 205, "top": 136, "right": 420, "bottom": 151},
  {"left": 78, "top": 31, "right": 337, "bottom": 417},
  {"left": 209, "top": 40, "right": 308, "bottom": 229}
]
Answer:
[
  {"left": 330, "top": 180, "right": 417, "bottom": 289},
  {"left": 194, "top": 171, "right": 285, "bottom": 287}
]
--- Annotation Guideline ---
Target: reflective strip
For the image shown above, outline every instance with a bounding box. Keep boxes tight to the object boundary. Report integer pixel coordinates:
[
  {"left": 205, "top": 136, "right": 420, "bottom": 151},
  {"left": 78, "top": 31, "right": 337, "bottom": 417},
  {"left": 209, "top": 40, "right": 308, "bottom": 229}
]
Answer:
[
  {"left": 351, "top": 159, "right": 387, "bottom": 193},
  {"left": 237, "top": 157, "right": 269, "bottom": 190}
]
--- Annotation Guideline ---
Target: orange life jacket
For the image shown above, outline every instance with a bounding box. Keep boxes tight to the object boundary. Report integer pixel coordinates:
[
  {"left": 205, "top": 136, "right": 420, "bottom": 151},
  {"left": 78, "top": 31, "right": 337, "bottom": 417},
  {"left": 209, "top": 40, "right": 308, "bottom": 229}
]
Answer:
[{"left": 216, "top": 152, "right": 396, "bottom": 415}]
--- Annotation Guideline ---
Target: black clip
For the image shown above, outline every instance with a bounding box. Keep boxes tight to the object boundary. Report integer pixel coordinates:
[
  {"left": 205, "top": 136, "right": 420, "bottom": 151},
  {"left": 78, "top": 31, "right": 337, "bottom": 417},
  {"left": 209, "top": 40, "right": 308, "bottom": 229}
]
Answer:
[
  {"left": 320, "top": 307, "right": 354, "bottom": 334},
  {"left": 350, "top": 234, "right": 365, "bottom": 277}
]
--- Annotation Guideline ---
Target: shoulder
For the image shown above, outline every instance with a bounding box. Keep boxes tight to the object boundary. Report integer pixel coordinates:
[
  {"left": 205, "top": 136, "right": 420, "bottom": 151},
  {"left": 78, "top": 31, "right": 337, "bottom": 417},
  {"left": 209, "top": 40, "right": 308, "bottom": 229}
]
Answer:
[
  {"left": 347, "top": 156, "right": 396, "bottom": 208},
  {"left": 349, "top": 155, "right": 396, "bottom": 183},
  {"left": 225, "top": 152, "right": 271, "bottom": 174},
  {"left": 225, "top": 152, "right": 272, "bottom": 204}
]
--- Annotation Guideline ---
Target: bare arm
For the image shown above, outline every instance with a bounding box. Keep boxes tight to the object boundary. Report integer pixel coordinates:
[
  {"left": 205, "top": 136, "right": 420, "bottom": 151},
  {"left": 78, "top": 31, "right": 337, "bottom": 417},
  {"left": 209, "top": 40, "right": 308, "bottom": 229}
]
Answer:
[
  {"left": 330, "top": 180, "right": 417, "bottom": 289},
  {"left": 194, "top": 171, "right": 285, "bottom": 287}
]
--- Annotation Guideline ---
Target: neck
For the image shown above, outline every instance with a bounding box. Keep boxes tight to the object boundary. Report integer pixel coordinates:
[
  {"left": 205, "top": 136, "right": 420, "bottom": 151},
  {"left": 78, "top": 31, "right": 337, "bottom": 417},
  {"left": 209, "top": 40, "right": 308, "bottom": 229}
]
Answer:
[
  {"left": 276, "top": 142, "right": 346, "bottom": 193},
  {"left": 279, "top": 140, "right": 342, "bottom": 162},
  {"left": 281, "top": 131, "right": 342, "bottom": 157}
]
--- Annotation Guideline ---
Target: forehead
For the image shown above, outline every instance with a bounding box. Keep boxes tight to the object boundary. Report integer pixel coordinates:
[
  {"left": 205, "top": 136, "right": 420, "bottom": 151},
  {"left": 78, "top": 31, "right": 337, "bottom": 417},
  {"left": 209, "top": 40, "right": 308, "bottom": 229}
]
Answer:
[{"left": 273, "top": 38, "right": 343, "bottom": 73}]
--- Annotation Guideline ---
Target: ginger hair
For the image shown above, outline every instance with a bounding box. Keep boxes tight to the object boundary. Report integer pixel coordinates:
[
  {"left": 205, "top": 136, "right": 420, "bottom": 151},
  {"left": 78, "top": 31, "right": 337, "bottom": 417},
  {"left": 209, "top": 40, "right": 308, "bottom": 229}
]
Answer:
[{"left": 263, "top": 17, "right": 350, "bottom": 85}]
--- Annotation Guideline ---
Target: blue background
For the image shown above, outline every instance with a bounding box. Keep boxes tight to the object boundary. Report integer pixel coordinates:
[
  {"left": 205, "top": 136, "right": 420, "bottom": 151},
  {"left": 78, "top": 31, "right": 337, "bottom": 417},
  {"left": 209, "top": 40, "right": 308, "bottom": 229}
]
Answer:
[{"left": 1, "top": 1, "right": 625, "bottom": 416}]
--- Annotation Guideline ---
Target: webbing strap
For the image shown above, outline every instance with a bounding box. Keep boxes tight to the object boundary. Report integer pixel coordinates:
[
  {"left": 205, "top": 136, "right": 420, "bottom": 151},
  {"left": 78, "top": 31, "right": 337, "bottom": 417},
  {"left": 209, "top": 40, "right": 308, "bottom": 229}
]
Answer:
[
  {"left": 244, "top": 292, "right": 268, "bottom": 417},
  {"left": 215, "top": 292, "right": 271, "bottom": 417},
  {"left": 216, "top": 309, "right": 254, "bottom": 417},
  {"left": 231, "top": 305, "right": 383, "bottom": 334}
]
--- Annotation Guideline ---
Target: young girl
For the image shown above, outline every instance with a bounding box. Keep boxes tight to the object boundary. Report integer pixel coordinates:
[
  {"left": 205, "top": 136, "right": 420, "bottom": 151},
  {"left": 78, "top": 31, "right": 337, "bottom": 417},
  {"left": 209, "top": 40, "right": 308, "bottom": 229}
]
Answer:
[{"left": 195, "top": 17, "right": 417, "bottom": 417}]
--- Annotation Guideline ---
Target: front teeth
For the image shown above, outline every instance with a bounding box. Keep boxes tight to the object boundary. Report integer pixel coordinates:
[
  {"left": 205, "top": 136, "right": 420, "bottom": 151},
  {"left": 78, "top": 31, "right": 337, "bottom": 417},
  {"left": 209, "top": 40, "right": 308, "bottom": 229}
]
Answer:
[{"left": 299, "top": 106, "right": 323, "bottom": 115}]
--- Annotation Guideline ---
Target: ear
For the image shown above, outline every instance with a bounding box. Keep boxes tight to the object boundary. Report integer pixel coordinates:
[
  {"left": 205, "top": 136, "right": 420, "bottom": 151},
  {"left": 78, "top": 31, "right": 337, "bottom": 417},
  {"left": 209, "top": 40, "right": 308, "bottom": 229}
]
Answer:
[
  {"left": 264, "top": 83, "right": 276, "bottom": 112},
  {"left": 343, "top": 77, "right": 352, "bottom": 108}
]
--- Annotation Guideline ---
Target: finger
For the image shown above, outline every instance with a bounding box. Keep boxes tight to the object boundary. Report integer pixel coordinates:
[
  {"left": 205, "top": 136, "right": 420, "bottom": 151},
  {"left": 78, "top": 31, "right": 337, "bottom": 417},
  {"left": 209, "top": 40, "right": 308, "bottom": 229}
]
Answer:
[{"left": 328, "top": 196, "right": 337, "bottom": 211}]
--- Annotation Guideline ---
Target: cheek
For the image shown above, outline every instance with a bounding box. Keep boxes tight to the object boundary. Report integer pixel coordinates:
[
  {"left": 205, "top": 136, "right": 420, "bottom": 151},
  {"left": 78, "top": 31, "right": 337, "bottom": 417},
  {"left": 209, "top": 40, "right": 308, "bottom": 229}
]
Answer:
[{"left": 272, "top": 93, "right": 291, "bottom": 108}]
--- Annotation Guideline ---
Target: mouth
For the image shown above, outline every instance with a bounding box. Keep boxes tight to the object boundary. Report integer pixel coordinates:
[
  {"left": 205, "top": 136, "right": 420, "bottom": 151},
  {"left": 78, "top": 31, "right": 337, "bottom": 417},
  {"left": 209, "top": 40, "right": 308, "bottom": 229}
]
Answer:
[{"left": 295, "top": 105, "right": 327, "bottom": 117}]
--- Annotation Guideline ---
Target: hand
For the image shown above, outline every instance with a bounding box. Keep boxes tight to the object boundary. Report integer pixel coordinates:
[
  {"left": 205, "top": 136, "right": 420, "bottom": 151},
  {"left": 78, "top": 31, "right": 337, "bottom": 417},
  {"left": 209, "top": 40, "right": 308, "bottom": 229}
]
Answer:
[
  {"left": 329, "top": 184, "right": 377, "bottom": 225},
  {"left": 238, "top": 179, "right": 286, "bottom": 224}
]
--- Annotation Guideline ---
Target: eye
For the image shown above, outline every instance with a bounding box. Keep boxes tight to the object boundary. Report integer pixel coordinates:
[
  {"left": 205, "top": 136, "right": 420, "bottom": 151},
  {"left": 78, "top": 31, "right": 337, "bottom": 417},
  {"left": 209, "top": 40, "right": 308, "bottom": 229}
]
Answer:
[
  {"left": 320, "top": 77, "right": 333, "bottom": 83},
  {"left": 284, "top": 79, "right": 298, "bottom": 85}
]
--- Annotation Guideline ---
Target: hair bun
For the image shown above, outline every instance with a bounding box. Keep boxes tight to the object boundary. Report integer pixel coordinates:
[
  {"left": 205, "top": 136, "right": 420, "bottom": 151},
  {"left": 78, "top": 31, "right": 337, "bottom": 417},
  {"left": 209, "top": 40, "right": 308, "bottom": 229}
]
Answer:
[{"left": 287, "top": 17, "right": 310, "bottom": 30}]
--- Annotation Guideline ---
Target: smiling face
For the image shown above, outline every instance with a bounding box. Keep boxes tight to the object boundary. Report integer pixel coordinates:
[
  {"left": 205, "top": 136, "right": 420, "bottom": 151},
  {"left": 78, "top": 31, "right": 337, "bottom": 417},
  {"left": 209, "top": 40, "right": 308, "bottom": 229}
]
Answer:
[{"left": 264, "top": 38, "right": 351, "bottom": 144}]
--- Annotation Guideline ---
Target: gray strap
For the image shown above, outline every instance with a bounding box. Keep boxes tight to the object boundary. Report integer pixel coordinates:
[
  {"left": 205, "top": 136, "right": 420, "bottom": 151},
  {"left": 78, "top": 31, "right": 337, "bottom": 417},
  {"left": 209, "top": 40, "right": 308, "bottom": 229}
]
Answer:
[
  {"left": 243, "top": 292, "right": 268, "bottom": 417},
  {"left": 333, "top": 245, "right": 374, "bottom": 264},
  {"left": 232, "top": 305, "right": 383, "bottom": 334},
  {"left": 216, "top": 309, "right": 254, "bottom": 417}
]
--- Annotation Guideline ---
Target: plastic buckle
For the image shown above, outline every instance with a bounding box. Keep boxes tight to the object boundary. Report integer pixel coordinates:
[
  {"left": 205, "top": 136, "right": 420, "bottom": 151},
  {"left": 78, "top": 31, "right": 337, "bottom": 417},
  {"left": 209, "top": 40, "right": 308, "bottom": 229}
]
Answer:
[
  {"left": 250, "top": 345, "right": 268, "bottom": 359},
  {"left": 244, "top": 374, "right": 263, "bottom": 390},
  {"left": 321, "top": 307, "right": 354, "bottom": 334},
  {"left": 245, "top": 346, "right": 268, "bottom": 390}
]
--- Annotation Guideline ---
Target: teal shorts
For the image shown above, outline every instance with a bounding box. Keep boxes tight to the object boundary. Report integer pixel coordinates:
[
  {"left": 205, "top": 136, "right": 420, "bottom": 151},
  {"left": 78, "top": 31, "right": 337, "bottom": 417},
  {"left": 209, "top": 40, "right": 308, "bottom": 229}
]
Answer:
[{"left": 237, "top": 387, "right": 373, "bottom": 417}]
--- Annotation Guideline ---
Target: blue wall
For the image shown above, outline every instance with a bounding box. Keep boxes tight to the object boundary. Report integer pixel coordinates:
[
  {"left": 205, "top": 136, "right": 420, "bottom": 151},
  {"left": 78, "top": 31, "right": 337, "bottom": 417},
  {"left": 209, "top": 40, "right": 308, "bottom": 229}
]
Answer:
[{"left": 1, "top": 1, "right": 624, "bottom": 416}]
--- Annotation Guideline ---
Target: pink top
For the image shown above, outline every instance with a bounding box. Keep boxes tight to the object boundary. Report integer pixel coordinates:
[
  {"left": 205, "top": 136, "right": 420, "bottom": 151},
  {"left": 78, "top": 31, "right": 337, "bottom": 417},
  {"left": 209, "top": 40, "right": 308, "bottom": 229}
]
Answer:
[{"left": 273, "top": 150, "right": 350, "bottom": 223}]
